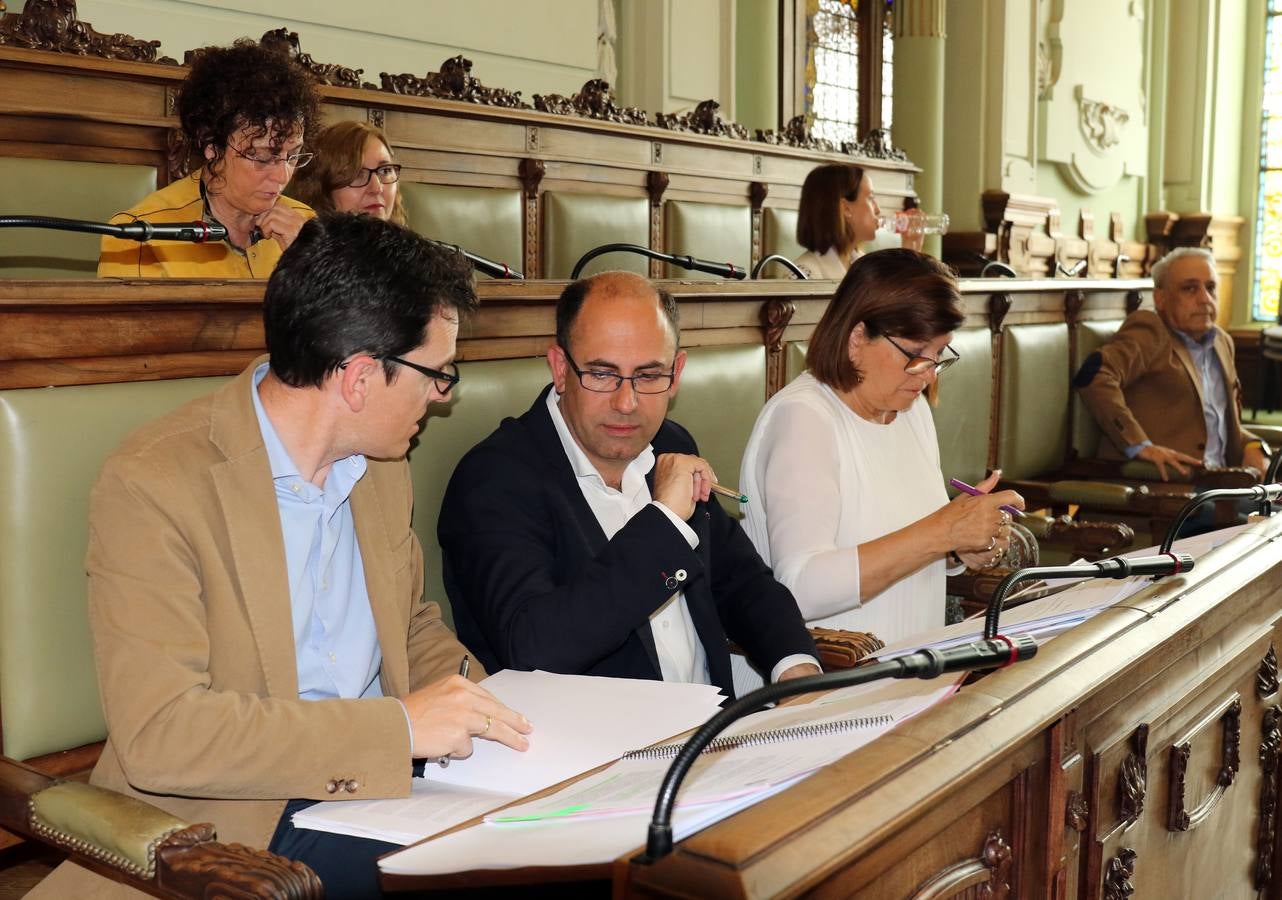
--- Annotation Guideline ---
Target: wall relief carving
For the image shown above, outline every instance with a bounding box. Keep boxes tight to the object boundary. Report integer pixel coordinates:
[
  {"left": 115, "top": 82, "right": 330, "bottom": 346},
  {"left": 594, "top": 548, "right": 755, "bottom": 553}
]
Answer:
[
  {"left": 0, "top": 0, "right": 175, "bottom": 64},
  {"left": 1078, "top": 95, "right": 1130, "bottom": 154}
]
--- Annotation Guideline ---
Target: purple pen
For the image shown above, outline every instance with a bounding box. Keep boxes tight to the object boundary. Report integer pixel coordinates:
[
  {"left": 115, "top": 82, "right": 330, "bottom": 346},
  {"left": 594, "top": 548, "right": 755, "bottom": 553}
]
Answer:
[{"left": 948, "top": 477, "right": 1024, "bottom": 518}]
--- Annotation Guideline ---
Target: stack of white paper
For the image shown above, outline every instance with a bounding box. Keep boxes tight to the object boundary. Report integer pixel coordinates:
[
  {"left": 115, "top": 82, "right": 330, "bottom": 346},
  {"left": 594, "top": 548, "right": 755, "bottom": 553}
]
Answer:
[
  {"left": 377, "top": 675, "right": 960, "bottom": 875},
  {"left": 292, "top": 669, "right": 724, "bottom": 844}
]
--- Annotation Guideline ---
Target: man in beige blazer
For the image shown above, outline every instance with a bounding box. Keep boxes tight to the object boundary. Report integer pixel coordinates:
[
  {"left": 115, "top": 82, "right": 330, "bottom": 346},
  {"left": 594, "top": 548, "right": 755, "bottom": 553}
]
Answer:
[
  {"left": 1075, "top": 246, "right": 1268, "bottom": 481},
  {"left": 36, "top": 214, "right": 529, "bottom": 899}
]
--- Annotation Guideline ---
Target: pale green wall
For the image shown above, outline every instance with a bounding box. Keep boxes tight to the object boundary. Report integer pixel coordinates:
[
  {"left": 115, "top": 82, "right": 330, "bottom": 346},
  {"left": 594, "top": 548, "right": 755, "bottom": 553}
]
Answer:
[
  {"left": 734, "top": 0, "right": 779, "bottom": 133},
  {"left": 68, "top": 0, "right": 601, "bottom": 98}
]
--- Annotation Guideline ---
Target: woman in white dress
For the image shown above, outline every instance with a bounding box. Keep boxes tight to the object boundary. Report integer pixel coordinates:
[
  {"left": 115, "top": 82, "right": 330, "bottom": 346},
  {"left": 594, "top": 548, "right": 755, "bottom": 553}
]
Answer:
[
  {"left": 740, "top": 249, "right": 1024, "bottom": 651},
  {"left": 792, "top": 164, "right": 923, "bottom": 279}
]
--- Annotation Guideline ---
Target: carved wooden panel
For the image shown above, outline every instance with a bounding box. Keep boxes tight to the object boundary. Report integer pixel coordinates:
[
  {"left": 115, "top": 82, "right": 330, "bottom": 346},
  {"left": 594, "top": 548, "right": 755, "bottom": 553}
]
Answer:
[
  {"left": 518, "top": 158, "right": 544, "bottom": 279},
  {"left": 909, "top": 830, "right": 1012, "bottom": 900},
  {"left": 749, "top": 181, "right": 768, "bottom": 267},
  {"left": 760, "top": 297, "right": 795, "bottom": 399},
  {"left": 1119, "top": 723, "right": 1149, "bottom": 829},
  {"left": 646, "top": 171, "right": 670, "bottom": 280},
  {"left": 1102, "top": 847, "right": 1136, "bottom": 900},
  {"left": 1255, "top": 704, "right": 1282, "bottom": 890},
  {"left": 1259, "top": 644, "right": 1279, "bottom": 699},
  {"left": 1167, "top": 695, "right": 1241, "bottom": 832}
]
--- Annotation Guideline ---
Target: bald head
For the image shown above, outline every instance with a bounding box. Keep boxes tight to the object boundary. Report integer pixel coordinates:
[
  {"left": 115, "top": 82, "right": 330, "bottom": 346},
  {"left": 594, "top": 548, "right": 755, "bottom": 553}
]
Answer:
[{"left": 555, "top": 271, "right": 680, "bottom": 355}]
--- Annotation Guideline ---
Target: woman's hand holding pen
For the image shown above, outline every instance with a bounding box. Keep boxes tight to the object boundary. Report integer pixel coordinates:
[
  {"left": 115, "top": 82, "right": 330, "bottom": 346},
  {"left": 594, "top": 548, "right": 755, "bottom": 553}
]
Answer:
[
  {"left": 402, "top": 673, "right": 532, "bottom": 761},
  {"left": 934, "top": 470, "right": 1025, "bottom": 570}
]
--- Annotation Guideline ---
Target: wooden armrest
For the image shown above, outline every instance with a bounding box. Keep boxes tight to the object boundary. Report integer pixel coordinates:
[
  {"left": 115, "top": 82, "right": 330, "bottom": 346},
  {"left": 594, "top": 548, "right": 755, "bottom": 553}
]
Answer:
[
  {"left": 0, "top": 756, "right": 321, "bottom": 899},
  {"left": 809, "top": 627, "right": 884, "bottom": 670},
  {"left": 1023, "top": 513, "right": 1135, "bottom": 558}
]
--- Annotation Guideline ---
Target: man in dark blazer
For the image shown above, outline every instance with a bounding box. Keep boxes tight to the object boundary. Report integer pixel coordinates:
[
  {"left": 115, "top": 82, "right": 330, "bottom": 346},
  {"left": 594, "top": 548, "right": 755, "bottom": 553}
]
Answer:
[
  {"left": 1075, "top": 247, "right": 1268, "bottom": 480},
  {"left": 439, "top": 271, "right": 819, "bottom": 698}
]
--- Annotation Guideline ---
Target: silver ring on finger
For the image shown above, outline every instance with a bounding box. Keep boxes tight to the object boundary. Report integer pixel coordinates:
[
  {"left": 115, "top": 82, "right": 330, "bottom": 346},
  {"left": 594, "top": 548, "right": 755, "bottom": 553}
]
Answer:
[
  {"left": 1000, "top": 510, "right": 1011, "bottom": 526},
  {"left": 986, "top": 537, "right": 997, "bottom": 551}
]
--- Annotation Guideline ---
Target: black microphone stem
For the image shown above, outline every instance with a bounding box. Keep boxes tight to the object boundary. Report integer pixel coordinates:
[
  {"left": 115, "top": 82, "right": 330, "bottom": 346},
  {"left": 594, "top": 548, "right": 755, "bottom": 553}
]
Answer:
[
  {"left": 1158, "top": 485, "right": 1280, "bottom": 554},
  {"left": 0, "top": 215, "right": 226, "bottom": 243},
  {"left": 570, "top": 242, "right": 748, "bottom": 280},
  {"left": 750, "top": 254, "right": 807, "bottom": 279},
  {"left": 636, "top": 636, "right": 1036, "bottom": 863}
]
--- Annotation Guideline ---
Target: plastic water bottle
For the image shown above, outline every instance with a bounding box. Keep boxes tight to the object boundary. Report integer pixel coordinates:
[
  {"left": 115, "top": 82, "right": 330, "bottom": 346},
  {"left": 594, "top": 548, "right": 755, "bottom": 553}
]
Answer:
[{"left": 877, "top": 211, "right": 950, "bottom": 235}]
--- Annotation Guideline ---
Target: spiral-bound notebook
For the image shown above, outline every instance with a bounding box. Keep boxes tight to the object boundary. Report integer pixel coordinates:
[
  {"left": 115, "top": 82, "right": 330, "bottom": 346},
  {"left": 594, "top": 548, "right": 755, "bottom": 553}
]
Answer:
[{"left": 622, "top": 713, "right": 895, "bottom": 761}]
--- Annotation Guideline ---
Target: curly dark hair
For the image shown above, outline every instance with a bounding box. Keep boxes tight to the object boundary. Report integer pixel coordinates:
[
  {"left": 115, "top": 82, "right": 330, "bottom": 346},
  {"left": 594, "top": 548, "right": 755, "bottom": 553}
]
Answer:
[{"left": 178, "top": 39, "right": 321, "bottom": 175}]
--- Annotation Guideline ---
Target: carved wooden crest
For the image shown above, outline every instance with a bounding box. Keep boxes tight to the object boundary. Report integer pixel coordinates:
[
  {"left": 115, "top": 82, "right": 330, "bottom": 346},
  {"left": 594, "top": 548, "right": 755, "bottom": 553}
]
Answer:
[
  {"left": 533, "top": 78, "right": 648, "bottom": 126},
  {"left": 1256, "top": 705, "right": 1282, "bottom": 890},
  {"left": 844, "top": 128, "right": 910, "bottom": 162},
  {"left": 0, "top": 0, "right": 175, "bottom": 64},
  {"left": 257, "top": 28, "right": 365, "bottom": 88},
  {"left": 1103, "top": 847, "right": 1137, "bottom": 900},
  {"left": 656, "top": 99, "right": 748, "bottom": 141},
  {"left": 157, "top": 824, "right": 323, "bottom": 898},
  {"left": 381, "top": 55, "right": 528, "bottom": 108},
  {"left": 1118, "top": 723, "right": 1148, "bottom": 828},
  {"left": 1168, "top": 697, "right": 1240, "bottom": 832},
  {"left": 755, "top": 115, "right": 840, "bottom": 153},
  {"left": 909, "top": 830, "right": 1011, "bottom": 900},
  {"left": 1066, "top": 790, "right": 1089, "bottom": 832},
  {"left": 1260, "top": 643, "right": 1279, "bottom": 699}
]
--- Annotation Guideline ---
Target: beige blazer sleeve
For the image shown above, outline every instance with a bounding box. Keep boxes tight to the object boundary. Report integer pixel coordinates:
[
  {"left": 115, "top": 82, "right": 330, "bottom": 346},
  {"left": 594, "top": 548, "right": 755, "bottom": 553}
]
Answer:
[{"left": 1075, "top": 310, "right": 1169, "bottom": 454}]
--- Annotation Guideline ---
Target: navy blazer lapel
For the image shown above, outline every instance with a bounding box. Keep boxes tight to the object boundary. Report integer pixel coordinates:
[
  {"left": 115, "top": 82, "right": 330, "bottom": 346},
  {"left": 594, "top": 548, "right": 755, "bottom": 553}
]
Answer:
[
  {"left": 526, "top": 386, "right": 663, "bottom": 676},
  {"left": 681, "top": 501, "right": 734, "bottom": 693}
]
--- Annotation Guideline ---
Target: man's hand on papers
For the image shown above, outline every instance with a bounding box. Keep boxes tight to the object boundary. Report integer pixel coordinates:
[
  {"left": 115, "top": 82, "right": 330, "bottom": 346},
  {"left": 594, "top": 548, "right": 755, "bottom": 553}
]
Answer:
[{"left": 404, "top": 675, "right": 532, "bottom": 760}]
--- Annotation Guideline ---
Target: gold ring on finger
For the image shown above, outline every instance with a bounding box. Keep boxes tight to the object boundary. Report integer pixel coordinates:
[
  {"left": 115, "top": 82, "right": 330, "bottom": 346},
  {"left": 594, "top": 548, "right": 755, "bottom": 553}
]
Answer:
[{"left": 480, "top": 714, "right": 492, "bottom": 737}]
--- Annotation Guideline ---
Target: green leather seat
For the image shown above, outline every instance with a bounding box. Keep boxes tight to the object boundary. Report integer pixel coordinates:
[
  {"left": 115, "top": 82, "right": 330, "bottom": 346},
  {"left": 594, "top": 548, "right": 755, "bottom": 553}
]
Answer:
[
  {"left": 0, "top": 376, "right": 229, "bottom": 761},
  {"left": 762, "top": 208, "right": 803, "bottom": 275},
  {"left": 785, "top": 340, "right": 809, "bottom": 384},
  {"left": 0, "top": 158, "right": 157, "bottom": 278},
  {"left": 997, "top": 323, "right": 1070, "bottom": 480},
  {"left": 542, "top": 192, "right": 649, "bottom": 279},
  {"left": 664, "top": 201, "right": 751, "bottom": 280},
  {"left": 1070, "top": 319, "right": 1123, "bottom": 460},
  {"left": 399, "top": 183, "right": 524, "bottom": 279},
  {"left": 931, "top": 327, "right": 994, "bottom": 487}
]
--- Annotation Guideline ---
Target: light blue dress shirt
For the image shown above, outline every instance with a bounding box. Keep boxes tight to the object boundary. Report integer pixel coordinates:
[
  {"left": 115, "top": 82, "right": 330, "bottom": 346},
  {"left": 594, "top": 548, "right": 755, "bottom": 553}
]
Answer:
[
  {"left": 1123, "top": 328, "right": 1229, "bottom": 466},
  {"left": 250, "top": 363, "right": 383, "bottom": 701}
]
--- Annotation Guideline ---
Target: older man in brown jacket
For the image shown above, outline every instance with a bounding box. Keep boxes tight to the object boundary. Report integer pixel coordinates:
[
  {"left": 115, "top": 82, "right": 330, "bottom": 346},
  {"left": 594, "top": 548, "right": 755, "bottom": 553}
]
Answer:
[
  {"left": 1075, "top": 247, "right": 1268, "bottom": 481},
  {"left": 34, "top": 215, "right": 529, "bottom": 899}
]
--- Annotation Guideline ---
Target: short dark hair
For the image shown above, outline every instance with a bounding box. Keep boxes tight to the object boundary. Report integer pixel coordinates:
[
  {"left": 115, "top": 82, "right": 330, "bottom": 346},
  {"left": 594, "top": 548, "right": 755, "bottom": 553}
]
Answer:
[
  {"left": 264, "top": 213, "right": 478, "bottom": 388},
  {"left": 796, "top": 163, "right": 866, "bottom": 256},
  {"left": 555, "top": 272, "right": 680, "bottom": 353},
  {"left": 807, "top": 249, "right": 964, "bottom": 392},
  {"left": 178, "top": 40, "right": 321, "bottom": 175}
]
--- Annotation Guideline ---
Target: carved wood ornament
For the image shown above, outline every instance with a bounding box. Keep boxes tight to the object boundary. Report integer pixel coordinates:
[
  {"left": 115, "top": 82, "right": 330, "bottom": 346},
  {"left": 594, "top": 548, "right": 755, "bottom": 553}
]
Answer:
[
  {"left": 1259, "top": 643, "right": 1279, "bottom": 699},
  {"left": 0, "top": 0, "right": 175, "bottom": 63},
  {"left": 381, "top": 55, "right": 527, "bottom": 108},
  {"left": 533, "top": 78, "right": 647, "bottom": 126},
  {"left": 656, "top": 100, "right": 748, "bottom": 140},
  {"left": 1256, "top": 704, "right": 1282, "bottom": 890},
  {"left": 646, "top": 171, "right": 670, "bottom": 278},
  {"left": 1066, "top": 790, "right": 1089, "bottom": 832},
  {"left": 1118, "top": 723, "right": 1148, "bottom": 829},
  {"left": 518, "top": 158, "right": 545, "bottom": 279},
  {"left": 1168, "top": 697, "right": 1241, "bottom": 832},
  {"left": 909, "top": 830, "right": 1012, "bottom": 900},
  {"left": 1103, "top": 847, "right": 1136, "bottom": 900},
  {"left": 156, "top": 824, "right": 323, "bottom": 899},
  {"left": 256, "top": 28, "right": 365, "bottom": 88}
]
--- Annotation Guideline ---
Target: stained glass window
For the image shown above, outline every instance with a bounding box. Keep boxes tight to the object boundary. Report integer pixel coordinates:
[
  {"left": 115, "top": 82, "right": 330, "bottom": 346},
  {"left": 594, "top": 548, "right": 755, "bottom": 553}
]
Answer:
[
  {"left": 802, "top": 0, "right": 894, "bottom": 145},
  {"left": 807, "top": 0, "right": 861, "bottom": 145},
  {"left": 1253, "top": 4, "right": 1282, "bottom": 320}
]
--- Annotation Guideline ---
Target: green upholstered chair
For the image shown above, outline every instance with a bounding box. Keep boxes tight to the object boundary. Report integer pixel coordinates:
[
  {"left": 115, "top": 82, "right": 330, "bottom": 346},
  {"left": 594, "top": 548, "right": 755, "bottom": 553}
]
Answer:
[
  {"left": 785, "top": 340, "right": 809, "bottom": 385},
  {"left": 0, "top": 158, "right": 157, "bottom": 278},
  {"left": 542, "top": 191, "right": 649, "bottom": 279},
  {"left": 762, "top": 208, "right": 804, "bottom": 277},
  {"left": 410, "top": 356, "right": 553, "bottom": 621},
  {"left": 399, "top": 183, "right": 524, "bottom": 279},
  {"left": 1070, "top": 319, "right": 1123, "bottom": 462},
  {"left": 664, "top": 201, "right": 751, "bottom": 280},
  {"left": 0, "top": 375, "right": 318, "bottom": 897},
  {"left": 931, "top": 327, "right": 993, "bottom": 489}
]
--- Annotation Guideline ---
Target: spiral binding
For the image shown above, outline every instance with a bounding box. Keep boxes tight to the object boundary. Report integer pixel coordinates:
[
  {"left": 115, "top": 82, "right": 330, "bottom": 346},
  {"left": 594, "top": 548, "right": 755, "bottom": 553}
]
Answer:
[{"left": 622, "top": 713, "right": 895, "bottom": 761}]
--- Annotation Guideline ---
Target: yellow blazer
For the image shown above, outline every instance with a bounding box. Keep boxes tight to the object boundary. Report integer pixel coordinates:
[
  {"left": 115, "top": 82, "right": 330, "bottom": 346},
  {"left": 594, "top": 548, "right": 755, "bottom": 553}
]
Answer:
[
  {"left": 97, "top": 172, "right": 314, "bottom": 278},
  {"left": 34, "top": 360, "right": 472, "bottom": 898},
  {"left": 1076, "top": 309, "right": 1253, "bottom": 465}
]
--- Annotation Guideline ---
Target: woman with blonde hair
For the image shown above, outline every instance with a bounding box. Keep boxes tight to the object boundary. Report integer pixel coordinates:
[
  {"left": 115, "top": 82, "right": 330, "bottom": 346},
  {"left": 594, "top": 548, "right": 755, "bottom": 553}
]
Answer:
[{"left": 288, "top": 120, "right": 407, "bottom": 225}]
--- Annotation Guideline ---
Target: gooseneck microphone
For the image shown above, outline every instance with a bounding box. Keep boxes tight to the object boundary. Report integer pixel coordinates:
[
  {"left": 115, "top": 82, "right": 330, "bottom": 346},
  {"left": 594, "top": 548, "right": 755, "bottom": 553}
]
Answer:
[
  {"left": 426, "top": 238, "right": 523, "bottom": 280},
  {"left": 1159, "top": 484, "right": 1282, "bottom": 554},
  {"left": 0, "top": 215, "right": 227, "bottom": 243},
  {"left": 750, "top": 254, "right": 807, "bottom": 279},
  {"left": 569, "top": 242, "right": 748, "bottom": 280},
  {"left": 635, "top": 634, "right": 1037, "bottom": 863},
  {"left": 982, "top": 553, "right": 1194, "bottom": 640}
]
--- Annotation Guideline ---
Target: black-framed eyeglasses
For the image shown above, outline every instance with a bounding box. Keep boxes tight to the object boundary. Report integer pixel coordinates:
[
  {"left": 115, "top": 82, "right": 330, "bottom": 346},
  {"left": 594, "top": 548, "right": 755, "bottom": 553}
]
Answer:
[
  {"left": 562, "top": 348, "right": 676, "bottom": 394},
  {"left": 339, "top": 356, "right": 460, "bottom": 395},
  {"left": 882, "top": 335, "right": 960, "bottom": 376},
  {"left": 347, "top": 163, "right": 402, "bottom": 188},
  {"left": 230, "top": 144, "right": 314, "bottom": 170}
]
